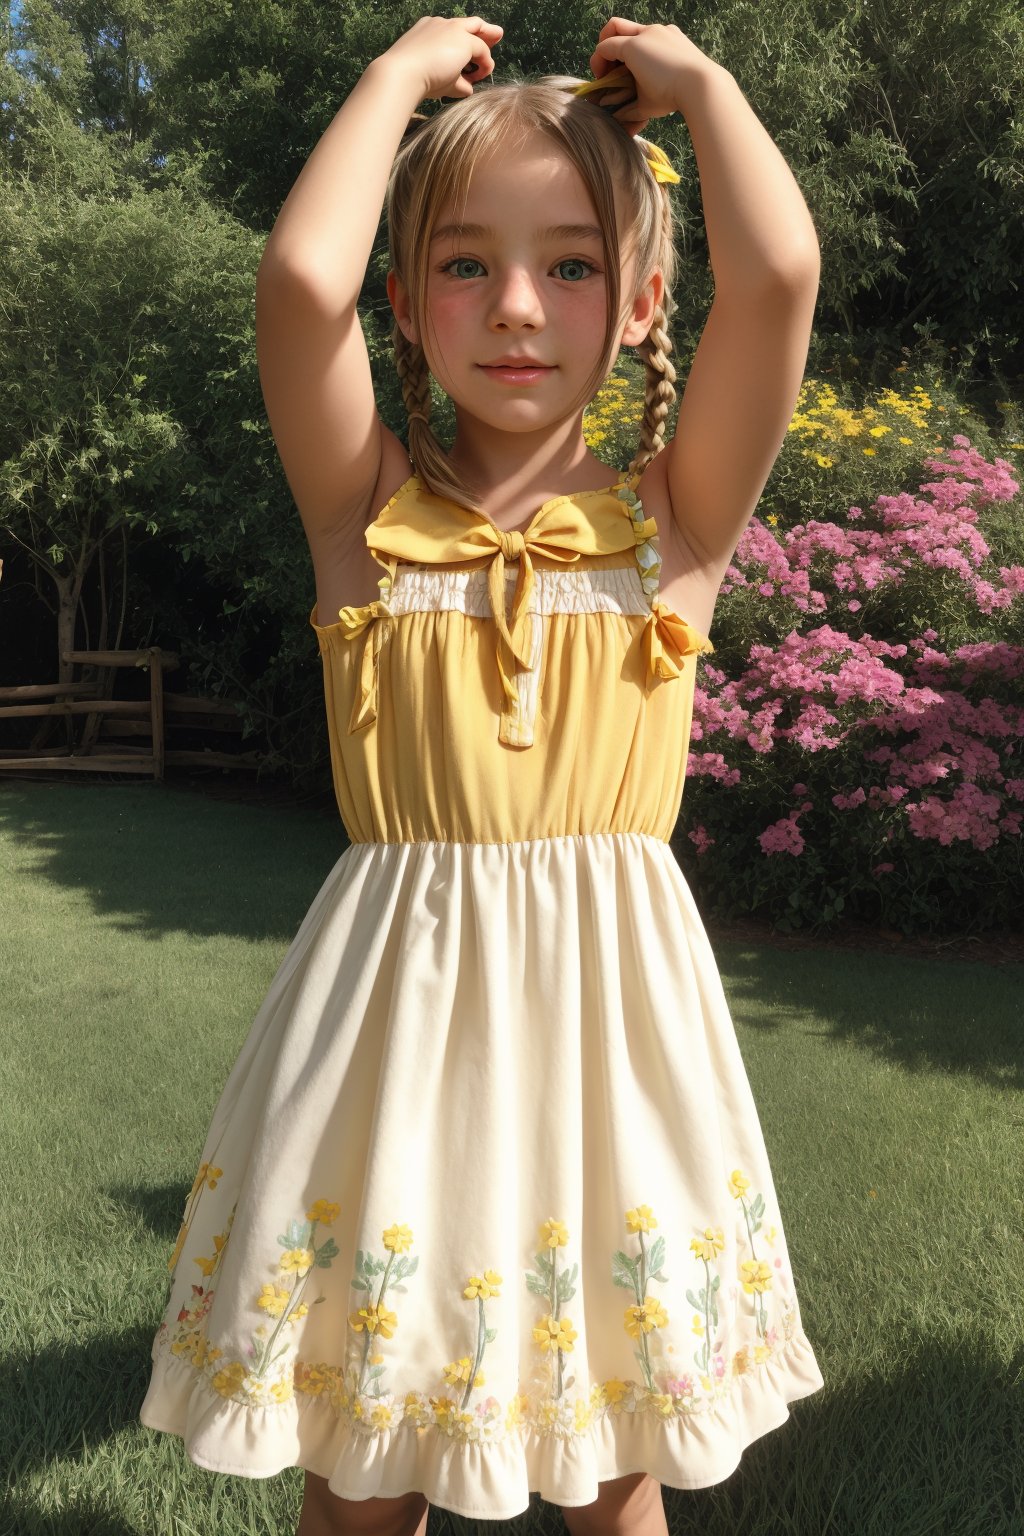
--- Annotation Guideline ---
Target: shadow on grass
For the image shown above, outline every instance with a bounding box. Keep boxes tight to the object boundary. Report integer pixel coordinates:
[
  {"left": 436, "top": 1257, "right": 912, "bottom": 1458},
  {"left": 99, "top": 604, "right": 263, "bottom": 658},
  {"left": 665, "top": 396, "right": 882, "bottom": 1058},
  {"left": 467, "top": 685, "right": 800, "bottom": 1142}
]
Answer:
[
  {"left": 0, "top": 780, "right": 344, "bottom": 946},
  {"left": 2, "top": 782, "right": 1021, "bottom": 1088},
  {"left": 712, "top": 938, "right": 1024, "bottom": 1093},
  {"left": 2, "top": 1322, "right": 1018, "bottom": 1535}
]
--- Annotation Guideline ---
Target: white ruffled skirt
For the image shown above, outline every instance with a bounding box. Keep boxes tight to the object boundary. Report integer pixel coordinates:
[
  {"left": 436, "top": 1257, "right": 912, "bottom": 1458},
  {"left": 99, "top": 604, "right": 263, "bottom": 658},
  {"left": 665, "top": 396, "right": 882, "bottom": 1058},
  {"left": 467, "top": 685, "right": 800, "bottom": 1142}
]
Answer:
[{"left": 139, "top": 831, "right": 824, "bottom": 1519}]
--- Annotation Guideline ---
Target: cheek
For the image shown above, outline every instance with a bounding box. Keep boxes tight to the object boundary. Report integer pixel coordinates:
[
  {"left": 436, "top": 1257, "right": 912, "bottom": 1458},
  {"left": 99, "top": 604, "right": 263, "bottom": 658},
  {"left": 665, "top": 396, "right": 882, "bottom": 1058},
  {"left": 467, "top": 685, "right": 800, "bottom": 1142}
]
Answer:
[{"left": 423, "top": 286, "right": 474, "bottom": 341}]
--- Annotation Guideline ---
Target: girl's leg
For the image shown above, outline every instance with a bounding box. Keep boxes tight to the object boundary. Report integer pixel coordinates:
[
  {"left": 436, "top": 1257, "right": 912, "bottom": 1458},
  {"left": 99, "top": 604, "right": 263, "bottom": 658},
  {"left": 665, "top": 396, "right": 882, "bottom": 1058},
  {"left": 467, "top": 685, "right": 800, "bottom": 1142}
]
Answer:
[
  {"left": 559, "top": 1473, "right": 669, "bottom": 1536},
  {"left": 296, "top": 1470, "right": 430, "bottom": 1536}
]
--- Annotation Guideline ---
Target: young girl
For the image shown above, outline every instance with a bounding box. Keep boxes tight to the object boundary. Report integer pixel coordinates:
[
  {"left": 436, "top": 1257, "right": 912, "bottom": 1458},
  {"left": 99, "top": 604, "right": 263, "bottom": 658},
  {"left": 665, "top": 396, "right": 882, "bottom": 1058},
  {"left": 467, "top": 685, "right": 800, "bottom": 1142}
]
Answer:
[{"left": 140, "top": 15, "right": 824, "bottom": 1535}]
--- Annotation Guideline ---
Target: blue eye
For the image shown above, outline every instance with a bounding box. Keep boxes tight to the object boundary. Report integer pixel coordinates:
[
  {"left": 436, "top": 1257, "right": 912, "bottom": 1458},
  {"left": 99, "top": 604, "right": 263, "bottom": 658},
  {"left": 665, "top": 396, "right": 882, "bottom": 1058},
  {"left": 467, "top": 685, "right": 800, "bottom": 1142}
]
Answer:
[{"left": 437, "top": 257, "right": 598, "bottom": 282}]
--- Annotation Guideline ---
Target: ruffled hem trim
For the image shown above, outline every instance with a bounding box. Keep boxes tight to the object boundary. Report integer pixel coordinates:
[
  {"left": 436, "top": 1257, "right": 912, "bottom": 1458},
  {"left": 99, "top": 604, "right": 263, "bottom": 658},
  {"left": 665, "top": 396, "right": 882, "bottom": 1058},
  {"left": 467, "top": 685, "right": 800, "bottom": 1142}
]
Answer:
[{"left": 139, "top": 1331, "right": 824, "bottom": 1519}]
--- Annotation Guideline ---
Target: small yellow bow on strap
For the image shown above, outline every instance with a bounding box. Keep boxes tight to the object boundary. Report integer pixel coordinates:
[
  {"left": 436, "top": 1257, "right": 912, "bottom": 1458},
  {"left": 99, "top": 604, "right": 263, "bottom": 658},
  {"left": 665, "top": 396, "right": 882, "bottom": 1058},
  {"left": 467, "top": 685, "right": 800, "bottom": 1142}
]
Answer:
[
  {"left": 336, "top": 598, "right": 394, "bottom": 733},
  {"left": 570, "top": 66, "right": 681, "bottom": 185},
  {"left": 642, "top": 598, "right": 714, "bottom": 683}
]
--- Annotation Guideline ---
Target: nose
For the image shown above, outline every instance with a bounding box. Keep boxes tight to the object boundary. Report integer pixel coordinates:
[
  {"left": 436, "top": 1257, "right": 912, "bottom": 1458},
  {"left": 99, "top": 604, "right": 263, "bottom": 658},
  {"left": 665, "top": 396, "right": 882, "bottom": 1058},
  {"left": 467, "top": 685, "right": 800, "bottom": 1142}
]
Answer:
[{"left": 487, "top": 265, "right": 545, "bottom": 330}]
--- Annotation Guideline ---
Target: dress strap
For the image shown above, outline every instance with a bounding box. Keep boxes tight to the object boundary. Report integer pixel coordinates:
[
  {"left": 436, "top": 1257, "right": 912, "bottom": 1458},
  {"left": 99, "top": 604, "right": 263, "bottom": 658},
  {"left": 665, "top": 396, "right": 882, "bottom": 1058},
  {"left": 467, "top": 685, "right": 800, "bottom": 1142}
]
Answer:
[{"left": 370, "top": 550, "right": 398, "bottom": 600}]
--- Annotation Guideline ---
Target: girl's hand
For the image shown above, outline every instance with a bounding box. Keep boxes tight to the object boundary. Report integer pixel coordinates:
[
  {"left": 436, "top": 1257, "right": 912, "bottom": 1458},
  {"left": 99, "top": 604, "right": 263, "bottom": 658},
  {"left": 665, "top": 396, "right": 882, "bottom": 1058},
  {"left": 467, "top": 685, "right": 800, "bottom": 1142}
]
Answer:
[
  {"left": 587, "top": 18, "right": 719, "bottom": 136},
  {"left": 377, "top": 15, "right": 503, "bottom": 102}
]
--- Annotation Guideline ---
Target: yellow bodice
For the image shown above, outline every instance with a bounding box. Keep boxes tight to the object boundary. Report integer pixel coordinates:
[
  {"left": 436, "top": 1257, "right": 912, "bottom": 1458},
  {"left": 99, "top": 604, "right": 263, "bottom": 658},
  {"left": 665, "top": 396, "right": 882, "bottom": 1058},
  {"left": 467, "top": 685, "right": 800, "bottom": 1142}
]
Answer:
[{"left": 309, "top": 472, "right": 713, "bottom": 845}]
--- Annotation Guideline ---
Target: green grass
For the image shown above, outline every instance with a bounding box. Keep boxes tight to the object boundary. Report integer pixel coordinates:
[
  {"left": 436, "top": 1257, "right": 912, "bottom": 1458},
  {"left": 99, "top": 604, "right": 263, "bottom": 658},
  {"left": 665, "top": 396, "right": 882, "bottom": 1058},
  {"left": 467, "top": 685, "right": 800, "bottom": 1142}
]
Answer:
[{"left": 1, "top": 782, "right": 1021, "bottom": 1536}]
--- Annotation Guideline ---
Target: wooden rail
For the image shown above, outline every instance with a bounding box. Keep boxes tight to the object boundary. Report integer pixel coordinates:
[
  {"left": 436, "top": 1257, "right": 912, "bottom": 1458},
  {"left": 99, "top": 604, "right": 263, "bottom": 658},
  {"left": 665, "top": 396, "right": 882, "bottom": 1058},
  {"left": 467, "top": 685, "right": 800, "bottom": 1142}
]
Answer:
[{"left": 0, "top": 647, "right": 261, "bottom": 779}]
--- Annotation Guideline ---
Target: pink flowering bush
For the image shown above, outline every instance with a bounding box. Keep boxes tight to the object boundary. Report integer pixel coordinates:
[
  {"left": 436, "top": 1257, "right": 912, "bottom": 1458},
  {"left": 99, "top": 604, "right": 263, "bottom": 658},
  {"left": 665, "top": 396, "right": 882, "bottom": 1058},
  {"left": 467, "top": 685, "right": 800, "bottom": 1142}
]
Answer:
[{"left": 675, "top": 436, "right": 1024, "bottom": 935}]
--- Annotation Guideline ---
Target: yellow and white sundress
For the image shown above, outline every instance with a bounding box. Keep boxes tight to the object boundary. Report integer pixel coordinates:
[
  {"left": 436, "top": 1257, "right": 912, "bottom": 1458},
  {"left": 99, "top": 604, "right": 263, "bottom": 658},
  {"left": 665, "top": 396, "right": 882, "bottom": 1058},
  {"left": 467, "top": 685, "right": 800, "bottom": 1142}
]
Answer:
[{"left": 139, "top": 468, "right": 825, "bottom": 1519}]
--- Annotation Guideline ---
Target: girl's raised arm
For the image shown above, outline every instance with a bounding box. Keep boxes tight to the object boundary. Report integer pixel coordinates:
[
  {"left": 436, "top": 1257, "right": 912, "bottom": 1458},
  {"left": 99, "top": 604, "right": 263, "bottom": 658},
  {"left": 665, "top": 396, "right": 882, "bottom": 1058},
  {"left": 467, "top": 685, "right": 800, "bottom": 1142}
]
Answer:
[
  {"left": 254, "top": 20, "right": 501, "bottom": 572},
  {"left": 255, "top": 59, "right": 427, "bottom": 552}
]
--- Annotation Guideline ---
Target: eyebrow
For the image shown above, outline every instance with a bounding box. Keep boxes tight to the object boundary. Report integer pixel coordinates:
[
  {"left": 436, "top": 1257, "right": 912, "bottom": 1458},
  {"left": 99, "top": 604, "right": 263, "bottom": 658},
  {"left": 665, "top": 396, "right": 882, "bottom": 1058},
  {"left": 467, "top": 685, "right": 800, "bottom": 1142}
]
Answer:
[{"left": 429, "top": 222, "right": 605, "bottom": 245}]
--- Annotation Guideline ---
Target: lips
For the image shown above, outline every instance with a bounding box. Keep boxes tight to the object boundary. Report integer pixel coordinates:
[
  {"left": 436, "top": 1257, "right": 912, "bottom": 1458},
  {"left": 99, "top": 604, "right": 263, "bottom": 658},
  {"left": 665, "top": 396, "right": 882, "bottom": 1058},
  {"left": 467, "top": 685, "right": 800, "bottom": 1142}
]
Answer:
[{"left": 481, "top": 360, "right": 553, "bottom": 369}]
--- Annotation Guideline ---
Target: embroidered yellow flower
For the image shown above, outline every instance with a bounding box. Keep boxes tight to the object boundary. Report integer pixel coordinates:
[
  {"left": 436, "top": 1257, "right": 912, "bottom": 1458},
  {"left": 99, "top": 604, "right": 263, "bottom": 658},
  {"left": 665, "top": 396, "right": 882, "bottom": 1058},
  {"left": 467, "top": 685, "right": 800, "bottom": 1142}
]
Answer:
[
  {"left": 348, "top": 1301, "right": 398, "bottom": 1337},
  {"left": 540, "top": 1218, "right": 569, "bottom": 1248},
  {"left": 257, "top": 1283, "right": 291, "bottom": 1319},
  {"left": 740, "top": 1259, "right": 773, "bottom": 1294},
  {"left": 652, "top": 1392, "right": 675, "bottom": 1417},
  {"left": 270, "top": 1377, "right": 294, "bottom": 1403},
  {"left": 690, "top": 1227, "right": 725, "bottom": 1261},
  {"left": 431, "top": 1395, "right": 457, "bottom": 1428},
  {"left": 733, "top": 1346, "right": 750, "bottom": 1376},
  {"left": 728, "top": 1170, "right": 751, "bottom": 1199},
  {"left": 383, "top": 1223, "right": 413, "bottom": 1253},
  {"left": 443, "top": 1356, "right": 486, "bottom": 1388},
  {"left": 279, "top": 1247, "right": 315, "bottom": 1276},
  {"left": 691, "top": 1313, "right": 705, "bottom": 1335},
  {"left": 533, "top": 1314, "right": 578, "bottom": 1352},
  {"left": 603, "top": 1378, "right": 629, "bottom": 1405},
  {"left": 463, "top": 1269, "right": 502, "bottom": 1299},
  {"left": 574, "top": 1398, "right": 593, "bottom": 1431},
  {"left": 370, "top": 1403, "right": 393, "bottom": 1429},
  {"left": 194, "top": 1229, "right": 231, "bottom": 1277},
  {"left": 196, "top": 1162, "right": 223, "bottom": 1191},
  {"left": 624, "top": 1296, "right": 669, "bottom": 1338},
  {"left": 289, "top": 1303, "right": 309, "bottom": 1325},
  {"left": 506, "top": 1393, "right": 528, "bottom": 1429},
  {"left": 754, "top": 1343, "right": 772, "bottom": 1364},
  {"left": 211, "top": 1361, "right": 247, "bottom": 1398},
  {"left": 307, "top": 1200, "right": 340, "bottom": 1225},
  {"left": 625, "top": 1205, "right": 658, "bottom": 1233}
]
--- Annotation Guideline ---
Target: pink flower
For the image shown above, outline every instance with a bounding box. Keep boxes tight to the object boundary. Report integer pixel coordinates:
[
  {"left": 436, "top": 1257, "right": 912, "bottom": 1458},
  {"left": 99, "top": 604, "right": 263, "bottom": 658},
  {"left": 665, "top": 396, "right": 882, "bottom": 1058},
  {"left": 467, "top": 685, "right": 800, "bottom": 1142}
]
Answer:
[
  {"left": 872, "top": 862, "right": 895, "bottom": 875},
  {"left": 688, "top": 823, "right": 716, "bottom": 856},
  {"left": 758, "top": 817, "right": 806, "bottom": 856}
]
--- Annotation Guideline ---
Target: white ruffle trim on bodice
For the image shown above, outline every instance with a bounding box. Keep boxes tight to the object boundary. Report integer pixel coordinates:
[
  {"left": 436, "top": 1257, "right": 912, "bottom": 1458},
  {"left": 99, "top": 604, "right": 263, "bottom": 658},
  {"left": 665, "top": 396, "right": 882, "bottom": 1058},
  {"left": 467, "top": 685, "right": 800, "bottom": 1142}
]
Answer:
[{"left": 387, "top": 564, "right": 652, "bottom": 618}]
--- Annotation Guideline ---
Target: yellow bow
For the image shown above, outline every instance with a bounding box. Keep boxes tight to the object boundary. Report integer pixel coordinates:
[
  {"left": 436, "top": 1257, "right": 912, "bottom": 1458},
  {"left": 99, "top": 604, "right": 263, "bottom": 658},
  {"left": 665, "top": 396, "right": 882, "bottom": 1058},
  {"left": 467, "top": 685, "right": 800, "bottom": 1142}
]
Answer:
[
  {"left": 570, "top": 67, "right": 681, "bottom": 185},
  {"left": 336, "top": 598, "right": 394, "bottom": 734},
  {"left": 642, "top": 598, "right": 714, "bottom": 682},
  {"left": 360, "top": 478, "right": 670, "bottom": 747},
  {"left": 329, "top": 476, "right": 711, "bottom": 745}
]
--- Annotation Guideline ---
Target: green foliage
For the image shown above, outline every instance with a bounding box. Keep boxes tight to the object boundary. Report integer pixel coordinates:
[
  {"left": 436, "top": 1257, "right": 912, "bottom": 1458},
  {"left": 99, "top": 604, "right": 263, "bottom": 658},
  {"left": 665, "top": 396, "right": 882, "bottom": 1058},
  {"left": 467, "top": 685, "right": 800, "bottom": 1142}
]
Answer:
[{"left": 2, "top": 0, "right": 1023, "bottom": 801}]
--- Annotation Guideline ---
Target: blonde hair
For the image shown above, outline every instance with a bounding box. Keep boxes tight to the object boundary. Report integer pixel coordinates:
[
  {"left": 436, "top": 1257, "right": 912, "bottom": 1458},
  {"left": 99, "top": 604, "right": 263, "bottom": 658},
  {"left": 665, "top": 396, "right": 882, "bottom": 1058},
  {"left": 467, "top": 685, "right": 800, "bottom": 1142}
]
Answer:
[{"left": 384, "top": 71, "right": 679, "bottom": 512}]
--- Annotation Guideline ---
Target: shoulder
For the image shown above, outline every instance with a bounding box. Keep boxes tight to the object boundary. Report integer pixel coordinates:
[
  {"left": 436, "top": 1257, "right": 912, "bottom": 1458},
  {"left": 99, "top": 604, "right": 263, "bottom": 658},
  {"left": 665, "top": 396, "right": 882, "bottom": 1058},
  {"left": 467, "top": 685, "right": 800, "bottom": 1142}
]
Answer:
[{"left": 368, "top": 422, "right": 415, "bottom": 528}]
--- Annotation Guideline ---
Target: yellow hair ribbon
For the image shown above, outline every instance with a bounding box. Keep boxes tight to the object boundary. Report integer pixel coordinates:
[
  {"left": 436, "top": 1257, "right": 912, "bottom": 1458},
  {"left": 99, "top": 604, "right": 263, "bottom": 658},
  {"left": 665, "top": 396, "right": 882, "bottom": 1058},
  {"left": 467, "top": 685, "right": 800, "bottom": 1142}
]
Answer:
[{"left": 570, "top": 66, "right": 681, "bottom": 185}]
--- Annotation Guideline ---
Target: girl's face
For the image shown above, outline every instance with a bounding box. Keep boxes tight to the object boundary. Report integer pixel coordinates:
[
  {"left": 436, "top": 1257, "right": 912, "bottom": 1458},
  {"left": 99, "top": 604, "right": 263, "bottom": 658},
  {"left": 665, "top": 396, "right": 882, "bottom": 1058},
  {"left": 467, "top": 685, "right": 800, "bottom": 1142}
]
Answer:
[{"left": 390, "top": 137, "right": 659, "bottom": 437}]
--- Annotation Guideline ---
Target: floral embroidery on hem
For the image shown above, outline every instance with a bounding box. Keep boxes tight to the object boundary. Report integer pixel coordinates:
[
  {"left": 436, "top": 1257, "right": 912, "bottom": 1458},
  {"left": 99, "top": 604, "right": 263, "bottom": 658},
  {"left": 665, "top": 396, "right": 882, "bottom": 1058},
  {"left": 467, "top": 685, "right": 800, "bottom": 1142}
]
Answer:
[{"left": 153, "top": 1174, "right": 806, "bottom": 1446}]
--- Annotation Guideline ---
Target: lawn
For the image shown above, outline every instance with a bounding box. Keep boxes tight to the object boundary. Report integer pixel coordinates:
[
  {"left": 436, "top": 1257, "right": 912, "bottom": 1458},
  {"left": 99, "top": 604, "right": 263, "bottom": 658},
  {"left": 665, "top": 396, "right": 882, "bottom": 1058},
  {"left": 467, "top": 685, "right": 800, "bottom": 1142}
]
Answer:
[{"left": 1, "top": 782, "right": 1020, "bottom": 1536}]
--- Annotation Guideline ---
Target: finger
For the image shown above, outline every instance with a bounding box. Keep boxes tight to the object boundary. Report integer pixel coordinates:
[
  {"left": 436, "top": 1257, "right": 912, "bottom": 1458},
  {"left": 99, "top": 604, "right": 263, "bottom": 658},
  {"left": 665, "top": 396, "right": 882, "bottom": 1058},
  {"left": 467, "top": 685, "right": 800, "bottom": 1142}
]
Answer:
[
  {"left": 590, "top": 45, "right": 630, "bottom": 79},
  {"left": 591, "top": 39, "right": 635, "bottom": 77},
  {"left": 597, "top": 16, "right": 644, "bottom": 39}
]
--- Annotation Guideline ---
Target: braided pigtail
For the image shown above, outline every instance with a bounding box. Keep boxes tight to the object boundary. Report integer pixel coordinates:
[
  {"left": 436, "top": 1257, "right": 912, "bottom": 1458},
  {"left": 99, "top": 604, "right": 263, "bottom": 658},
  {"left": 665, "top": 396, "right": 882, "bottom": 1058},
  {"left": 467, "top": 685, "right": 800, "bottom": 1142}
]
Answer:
[{"left": 625, "top": 139, "right": 680, "bottom": 483}]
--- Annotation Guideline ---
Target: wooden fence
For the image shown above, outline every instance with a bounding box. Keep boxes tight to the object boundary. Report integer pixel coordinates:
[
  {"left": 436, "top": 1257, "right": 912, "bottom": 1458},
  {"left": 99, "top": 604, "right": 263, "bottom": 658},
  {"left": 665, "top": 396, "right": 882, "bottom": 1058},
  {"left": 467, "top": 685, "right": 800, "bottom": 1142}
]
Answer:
[{"left": 0, "top": 647, "right": 262, "bottom": 780}]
